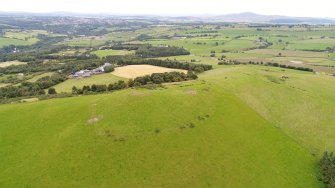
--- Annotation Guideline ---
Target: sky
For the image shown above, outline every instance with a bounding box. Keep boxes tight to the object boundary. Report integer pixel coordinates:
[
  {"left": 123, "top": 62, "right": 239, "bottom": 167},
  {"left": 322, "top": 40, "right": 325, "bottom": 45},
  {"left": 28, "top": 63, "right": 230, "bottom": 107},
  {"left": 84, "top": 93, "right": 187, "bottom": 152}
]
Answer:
[{"left": 0, "top": 0, "right": 334, "bottom": 18}]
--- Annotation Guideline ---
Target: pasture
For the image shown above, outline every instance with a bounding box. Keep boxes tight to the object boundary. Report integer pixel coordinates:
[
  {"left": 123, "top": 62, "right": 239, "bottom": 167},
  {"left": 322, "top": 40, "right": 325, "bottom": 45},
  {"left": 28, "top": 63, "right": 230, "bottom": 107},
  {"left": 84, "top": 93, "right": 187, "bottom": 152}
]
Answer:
[
  {"left": 201, "top": 65, "right": 335, "bottom": 154},
  {"left": 0, "top": 37, "right": 38, "bottom": 47},
  {"left": 91, "top": 49, "right": 134, "bottom": 57},
  {"left": 0, "top": 76, "right": 322, "bottom": 187},
  {"left": 2, "top": 23, "right": 335, "bottom": 187}
]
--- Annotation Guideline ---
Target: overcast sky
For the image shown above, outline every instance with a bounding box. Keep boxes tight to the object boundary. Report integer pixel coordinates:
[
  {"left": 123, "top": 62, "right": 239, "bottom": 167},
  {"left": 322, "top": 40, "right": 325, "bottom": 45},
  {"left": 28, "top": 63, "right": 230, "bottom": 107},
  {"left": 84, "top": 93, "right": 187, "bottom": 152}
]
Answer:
[{"left": 0, "top": 0, "right": 333, "bottom": 18}]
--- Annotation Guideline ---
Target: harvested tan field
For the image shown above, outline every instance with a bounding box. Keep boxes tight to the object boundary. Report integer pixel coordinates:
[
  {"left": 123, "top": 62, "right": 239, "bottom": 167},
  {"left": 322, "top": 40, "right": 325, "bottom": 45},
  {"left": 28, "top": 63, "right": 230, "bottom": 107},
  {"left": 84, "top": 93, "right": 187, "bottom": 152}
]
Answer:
[
  {"left": 290, "top": 60, "right": 303, "bottom": 64},
  {"left": 112, "top": 65, "right": 187, "bottom": 79},
  {"left": 0, "top": 61, "right": 26, "bottom": 68}
]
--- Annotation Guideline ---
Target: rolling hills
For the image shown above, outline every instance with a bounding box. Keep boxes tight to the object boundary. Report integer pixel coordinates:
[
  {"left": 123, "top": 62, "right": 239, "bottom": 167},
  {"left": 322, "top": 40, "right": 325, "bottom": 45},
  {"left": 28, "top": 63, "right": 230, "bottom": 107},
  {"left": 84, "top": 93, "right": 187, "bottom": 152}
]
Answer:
[{"left": 0, "top": 65, "right": 328, "bottom": 187}]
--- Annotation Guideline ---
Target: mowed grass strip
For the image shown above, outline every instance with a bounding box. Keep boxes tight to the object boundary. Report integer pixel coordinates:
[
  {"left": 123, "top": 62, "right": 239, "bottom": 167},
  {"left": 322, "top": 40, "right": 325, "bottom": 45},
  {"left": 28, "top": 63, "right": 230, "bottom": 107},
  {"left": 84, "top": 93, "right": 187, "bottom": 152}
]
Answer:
[{"left": 0, "top": 80, "right": 322, "bottom": 187}]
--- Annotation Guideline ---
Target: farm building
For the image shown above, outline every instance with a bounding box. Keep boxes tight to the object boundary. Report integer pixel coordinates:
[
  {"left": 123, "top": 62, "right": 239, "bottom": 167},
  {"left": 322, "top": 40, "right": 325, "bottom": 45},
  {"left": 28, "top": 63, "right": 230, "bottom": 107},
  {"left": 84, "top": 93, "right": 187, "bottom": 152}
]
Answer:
[{"left": 69, "top": 63, "right": 112, "bottom": 78}]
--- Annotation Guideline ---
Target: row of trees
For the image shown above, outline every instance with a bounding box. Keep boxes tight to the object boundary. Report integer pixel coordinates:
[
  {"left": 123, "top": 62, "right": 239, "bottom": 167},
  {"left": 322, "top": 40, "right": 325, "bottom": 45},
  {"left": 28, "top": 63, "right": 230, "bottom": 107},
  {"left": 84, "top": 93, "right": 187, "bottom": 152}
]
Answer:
[
  {"left": 71, "top": 71, "right": 197, "bottom": 95},
  {"left": 101, "top": 43, "right": 142, "bottom": 51},
  {"left": 0, "top": 57, "right": 104, "bottom": 75},
  {"left": 34, "top": 73, "right": 66, "bottom": 89},
  {"left": 0, "top": 73, "right": 66, "bottom": 99},
  {"left": 218, "top": 60, "right": 313, "bottom": 72},
  {"left": 135, "top": 45, "right": 190, "bottom": 58},
  {"left": 72, "top": 80, "right": 127, "bottom": 94},
  {"left": 130, "top": 71, "right": 197, "bottom": 86},
  {"left": 320, "top": 152, "right": 335, "bottom": 188},
  {"left": 266, "top": 62, "right": 313, "bottom": 72}
]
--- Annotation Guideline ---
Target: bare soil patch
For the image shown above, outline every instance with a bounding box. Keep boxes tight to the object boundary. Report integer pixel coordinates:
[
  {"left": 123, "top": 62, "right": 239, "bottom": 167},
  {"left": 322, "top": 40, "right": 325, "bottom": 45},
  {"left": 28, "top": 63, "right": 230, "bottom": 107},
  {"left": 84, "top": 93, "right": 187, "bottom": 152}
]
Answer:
[
  {"left": 87, "top": 115, "right": 103, "bottom": 125},
  {"left": 185, "top": 90, "right": 197, "bottom": 95}
]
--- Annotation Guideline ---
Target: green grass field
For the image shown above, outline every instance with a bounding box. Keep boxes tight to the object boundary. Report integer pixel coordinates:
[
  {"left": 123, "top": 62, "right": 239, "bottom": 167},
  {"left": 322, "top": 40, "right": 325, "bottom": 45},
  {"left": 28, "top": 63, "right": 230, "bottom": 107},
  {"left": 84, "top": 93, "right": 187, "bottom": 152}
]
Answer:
[
  {"left": 201, "top": 65, "right": 335, "bottom": 154},
  {"left": 0, "top": 37, "right": 38, "bottom": 47},
  {"left": 91, "top": 49, "right": 134, "bottom": 58},
  {"left": 64, "top": 37, "right": 107, "bottom": 47},
  {"left": 0, "top": 30, "right": 49, "bottom": 47},
  {"left": 0, "top": 74, "right": 322, "bottom": 187},
  {"left": 287, "top": 39, "right": 335, "bottom": 51},
  {"left": 53, "top": 73, "right": 126, "bottom": 93},
  {"left": 4, "top": 30, "right": 48, "bottom": 40}
]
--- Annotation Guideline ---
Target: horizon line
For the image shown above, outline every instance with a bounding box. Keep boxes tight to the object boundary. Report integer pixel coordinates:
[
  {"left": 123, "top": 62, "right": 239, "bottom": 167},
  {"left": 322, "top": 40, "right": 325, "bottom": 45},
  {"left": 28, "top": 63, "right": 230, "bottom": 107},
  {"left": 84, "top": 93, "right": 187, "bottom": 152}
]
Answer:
[{"left": 0, "top": 11, "right": 334, "bottom": 19}]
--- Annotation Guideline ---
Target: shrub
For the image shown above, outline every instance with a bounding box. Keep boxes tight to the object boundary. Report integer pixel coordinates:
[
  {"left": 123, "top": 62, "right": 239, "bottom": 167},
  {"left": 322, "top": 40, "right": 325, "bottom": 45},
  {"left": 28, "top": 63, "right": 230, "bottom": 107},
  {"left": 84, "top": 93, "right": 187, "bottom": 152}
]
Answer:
[
  {"left": 320, "top": 152, "right": 335, "bottom": 188},
  {"left": 104, "top": 65, "right": 114, "bottom": 73},
  {"left": 48, "top": 88, "right": 57, "bottom": 95},
  {"left": 135, "top": 44, "right": 190, "bottom": 58}
]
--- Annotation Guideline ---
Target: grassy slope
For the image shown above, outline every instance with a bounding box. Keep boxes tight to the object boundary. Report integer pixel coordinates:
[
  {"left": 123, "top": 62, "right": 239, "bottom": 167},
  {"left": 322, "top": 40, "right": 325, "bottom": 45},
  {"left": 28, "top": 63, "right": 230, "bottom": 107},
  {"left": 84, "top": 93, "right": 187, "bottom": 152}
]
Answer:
[
  {"left": 0, "top": 77, "right": 321, "bottom": 187},
  {"left": 201, "top": 65, "right": 335, "bottom": 154}
]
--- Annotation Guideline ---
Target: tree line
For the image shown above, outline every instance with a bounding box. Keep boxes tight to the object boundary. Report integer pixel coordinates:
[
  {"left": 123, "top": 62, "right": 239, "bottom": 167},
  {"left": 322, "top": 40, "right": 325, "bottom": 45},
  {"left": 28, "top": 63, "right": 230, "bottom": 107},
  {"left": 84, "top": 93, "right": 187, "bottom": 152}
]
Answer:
[
  {"left": 72, "top": 71, "right": 197, "bottom": 95},
  {"left": 101, "top": 43, "right": 142, "bottom": 51},
  {"left": 218, "top": 60, "right": 313, "bottom": 72},
  {"left": 135, "top": 45, "right": 190, "bottom": 58},
  {"left": 0, "top": 73, "right": 66, "bottom": 99},
  {"left": 0, "top": 57, "right": 103, "bottom": 75}
]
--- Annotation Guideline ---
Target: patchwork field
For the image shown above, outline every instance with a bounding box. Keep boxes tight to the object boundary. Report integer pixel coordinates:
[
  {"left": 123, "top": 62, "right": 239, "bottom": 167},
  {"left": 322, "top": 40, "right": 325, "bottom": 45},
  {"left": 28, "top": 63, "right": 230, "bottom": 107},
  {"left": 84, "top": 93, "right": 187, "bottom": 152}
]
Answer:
[{"left": 112, "top": 65, "right": 188, "bottom": 78}]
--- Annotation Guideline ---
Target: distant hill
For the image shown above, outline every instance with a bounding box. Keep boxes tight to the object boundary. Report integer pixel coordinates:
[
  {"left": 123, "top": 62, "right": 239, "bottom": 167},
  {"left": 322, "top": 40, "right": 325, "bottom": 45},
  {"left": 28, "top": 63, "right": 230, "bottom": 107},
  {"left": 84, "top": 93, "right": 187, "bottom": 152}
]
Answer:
[
  {"left": 212, "top": 12, "right": 335, "bottom": 24},
  {"left": 0, "top": 11, "right": 334, "bottom": 24}
]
